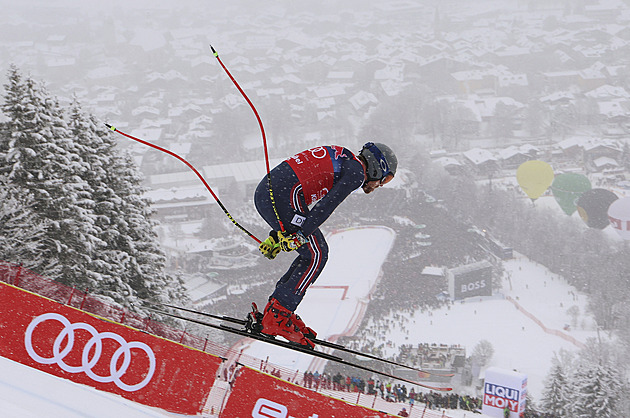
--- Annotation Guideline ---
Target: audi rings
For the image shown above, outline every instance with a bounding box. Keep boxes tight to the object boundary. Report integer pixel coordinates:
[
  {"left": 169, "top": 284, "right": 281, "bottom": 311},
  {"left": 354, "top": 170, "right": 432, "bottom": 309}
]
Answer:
[{"left": 24, "top": 312, "right": 156, "bottom": 392}]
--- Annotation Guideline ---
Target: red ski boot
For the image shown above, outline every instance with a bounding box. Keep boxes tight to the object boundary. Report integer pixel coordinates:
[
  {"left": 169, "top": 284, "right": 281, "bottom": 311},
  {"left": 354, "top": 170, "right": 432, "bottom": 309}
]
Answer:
[
  {"left": 290, "top": 312, "right": 317, "bottom": 341},
  {"left": 261, "top": 298, "right": 315, "bottom": 349}
]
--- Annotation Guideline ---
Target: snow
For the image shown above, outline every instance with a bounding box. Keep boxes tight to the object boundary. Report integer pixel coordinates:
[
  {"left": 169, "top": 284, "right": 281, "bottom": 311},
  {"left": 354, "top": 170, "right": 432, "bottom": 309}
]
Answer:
[
  {"left": 0, "top": 225, "right": 599, "bottom": 417},
  {"left": 372, "top": 251, "right": 595, "bottom": 400},
  {"left": 229, "top": 225, "right": 598, "bottom": 407},
  {"left": 0, "top": 357, "right": 175, "bottom": 418}
]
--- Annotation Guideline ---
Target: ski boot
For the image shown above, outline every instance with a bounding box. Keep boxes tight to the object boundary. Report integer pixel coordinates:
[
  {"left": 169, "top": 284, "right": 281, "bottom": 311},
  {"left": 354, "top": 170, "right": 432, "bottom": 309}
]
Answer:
[
  {"left": 260, "top": 298, "right": 315, "bottom": 349},
  {"left": 290, "top": 312, "right": 317, "bottom": 341}
]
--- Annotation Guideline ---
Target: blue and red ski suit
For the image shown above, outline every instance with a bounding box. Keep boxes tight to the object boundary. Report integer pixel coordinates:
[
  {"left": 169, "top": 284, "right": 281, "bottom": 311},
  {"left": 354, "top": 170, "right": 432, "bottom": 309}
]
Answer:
[{"left": 254, "top": 145, "right": 365, "bottom": 311}]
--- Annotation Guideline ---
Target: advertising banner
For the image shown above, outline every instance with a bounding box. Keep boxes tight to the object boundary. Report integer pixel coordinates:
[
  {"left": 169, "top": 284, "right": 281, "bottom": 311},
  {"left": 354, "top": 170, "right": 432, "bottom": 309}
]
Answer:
[
  {"left": 0, "top": 282, "right": 221, "bottom": 415},
  {"left": 482, "top": 367, "right": 527, "bottom": 418},
  {"left": 222, "top": 366, "right": 393, "bottom": 418},
  {"left": 448, "top": 260, "right": 493, "bottom": 300}
]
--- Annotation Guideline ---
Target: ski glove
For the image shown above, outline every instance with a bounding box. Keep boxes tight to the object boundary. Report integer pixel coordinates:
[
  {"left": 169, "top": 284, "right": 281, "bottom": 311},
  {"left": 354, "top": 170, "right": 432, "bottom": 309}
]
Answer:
[
  {"left": 259, "top": 231, "right": 281, "bottom": 260},
  {"left": 278, "top": 230, "right": 309, "bottom": 252}
]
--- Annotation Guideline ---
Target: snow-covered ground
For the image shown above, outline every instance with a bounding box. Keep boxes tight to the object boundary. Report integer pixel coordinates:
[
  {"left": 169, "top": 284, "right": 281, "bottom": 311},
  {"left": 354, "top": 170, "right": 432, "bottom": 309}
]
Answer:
[
  {"left": 370, "top": 251, "right": 596, "bottom": 400},
  {"left": 0, "top": 225, "right": 597, "bottom": 417},
  {"left": 0, "top": 356, "right": 175, "bottom": 417},
  {"left": 234, "top": 225, "right": 596, "bottom": 401},
  {"left": 226, "top": 225, "right": 598, "bottom": 412}
]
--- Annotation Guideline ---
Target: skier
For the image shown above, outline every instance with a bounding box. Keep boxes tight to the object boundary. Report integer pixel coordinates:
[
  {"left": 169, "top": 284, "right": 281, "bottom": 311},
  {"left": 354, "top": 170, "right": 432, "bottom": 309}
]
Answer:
[{"left": 254, "top": 142, "right": 397, "bottom": 347}]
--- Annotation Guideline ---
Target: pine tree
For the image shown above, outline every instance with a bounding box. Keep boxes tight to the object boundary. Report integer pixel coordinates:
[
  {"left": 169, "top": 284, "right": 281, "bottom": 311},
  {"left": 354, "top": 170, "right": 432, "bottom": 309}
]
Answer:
[
  {"left": 0, "top": 90, "right": 51, "bottom": 268},
  {"left": 541, "top": 357, "right": 570, "bottom": 417},
  {"left": 1, "top": 65, "right": 102, "bottom": 288},
  {"left": 0, "top": 177, "right": 53, "bottom": 271},
  {"left": 104, "top": 149, "right": 188, "bottom": 308},
  {"left": 67, "top": 98, "right": 130, "bottom": 299},
  {"left": 570, "top": 362, "right": 622, "bottom": 418},
  {"left": 472, "top": 339, "right": 494, "bottom": 367},
  {"left": 68, "top": 98, "right": 188, "bottom": 309}
]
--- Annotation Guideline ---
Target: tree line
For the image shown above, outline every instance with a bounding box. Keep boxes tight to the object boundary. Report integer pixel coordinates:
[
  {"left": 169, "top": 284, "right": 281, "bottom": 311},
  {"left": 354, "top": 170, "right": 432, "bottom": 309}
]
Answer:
[{"left": 0, "top": 65, "right": 188, "bottom": 311}]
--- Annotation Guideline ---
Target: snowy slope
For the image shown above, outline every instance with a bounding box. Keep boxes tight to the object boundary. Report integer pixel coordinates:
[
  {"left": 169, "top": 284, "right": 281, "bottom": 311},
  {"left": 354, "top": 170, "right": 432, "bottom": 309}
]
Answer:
[
  {"left": 0, "top": 357, "right": 175, "bottom": 418},
  {"left": 366, "top": 251, "right": 597, "bottom": 400},
  {"left": 232, "top": 226, "right": 596, "bottom": 402},
  {"left": 0, "top": 226, "right": 595, "bottom": 416}
]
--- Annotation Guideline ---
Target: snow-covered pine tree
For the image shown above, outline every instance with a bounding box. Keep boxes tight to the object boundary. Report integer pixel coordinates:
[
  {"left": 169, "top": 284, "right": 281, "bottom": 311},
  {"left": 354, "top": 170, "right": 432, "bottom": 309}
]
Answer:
[
  {"left": 540, "top": 357, "right": 570, "bottom": 417},
  {"left": 0, "top": 97, "right": 51, "bottom": 267},
  {"left": 67, "top": 98, "right": 132, "bottom": 301},
  {"left": 1, "top": 65, "right": 102, "bottom": 288},
  {"left": 570, "top": 361, "right": 622, "bottom": 418},
  {"left": 102, "top": 129, "right": 189, "bottom": 309},
  {"left": 0, "top": 177, "right": 53, "bottom": 271},
  {"left": 67, "top": 99, "right": 187, "bottom": 309}
]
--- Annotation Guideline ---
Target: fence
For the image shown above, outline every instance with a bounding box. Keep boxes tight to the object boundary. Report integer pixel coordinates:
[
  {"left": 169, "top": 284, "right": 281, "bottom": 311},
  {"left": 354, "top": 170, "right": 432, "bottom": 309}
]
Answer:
[{"left": 506, "top": 295, "right": 586, "bottom": 349}]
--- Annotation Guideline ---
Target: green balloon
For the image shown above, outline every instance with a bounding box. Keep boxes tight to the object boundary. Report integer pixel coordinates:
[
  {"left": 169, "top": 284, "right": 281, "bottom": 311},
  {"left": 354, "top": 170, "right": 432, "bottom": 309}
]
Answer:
[{"left": 551, "top": 173, "right": 592, "bottom": 216}]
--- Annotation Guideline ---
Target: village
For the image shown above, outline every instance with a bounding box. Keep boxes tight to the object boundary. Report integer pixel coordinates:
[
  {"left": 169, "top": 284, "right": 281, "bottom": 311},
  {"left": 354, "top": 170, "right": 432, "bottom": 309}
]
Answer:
[{"left": 3, "top": 0, "right": 630, "bottom": 286}]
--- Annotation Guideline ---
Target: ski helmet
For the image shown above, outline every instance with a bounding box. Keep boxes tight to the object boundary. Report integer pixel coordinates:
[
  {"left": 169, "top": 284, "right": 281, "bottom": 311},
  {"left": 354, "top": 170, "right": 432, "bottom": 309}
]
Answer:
[{"left": 359, "top": 142, "right": 398, "bottom": 182}]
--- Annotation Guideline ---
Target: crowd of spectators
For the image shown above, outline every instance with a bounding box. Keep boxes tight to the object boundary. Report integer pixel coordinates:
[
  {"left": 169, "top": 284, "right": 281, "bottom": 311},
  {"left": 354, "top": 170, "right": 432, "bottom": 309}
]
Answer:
[
  {"left": 295, "top": 370, "right": 481, "bottom": 413},
  {"left": 340, "top": 308, "right": 466, "bottom": 372},
  {"left": 397, "top": 343, "right": 465, "bottom": 370}
]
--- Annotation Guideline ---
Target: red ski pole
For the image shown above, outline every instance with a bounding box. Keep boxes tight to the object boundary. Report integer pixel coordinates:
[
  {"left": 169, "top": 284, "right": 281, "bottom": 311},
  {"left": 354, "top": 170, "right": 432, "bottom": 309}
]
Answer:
[
  {"left": 106, "top": 124, "right": 261, "bottom": 244},
  {"left": 210, "top": 45, "right": 286, "bottom": 233}
]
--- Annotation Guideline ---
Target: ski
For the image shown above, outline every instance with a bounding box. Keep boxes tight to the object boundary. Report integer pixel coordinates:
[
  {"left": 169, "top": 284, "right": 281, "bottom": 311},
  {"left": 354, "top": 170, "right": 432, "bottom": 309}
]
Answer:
[
  {"left": 151, "top": 308, "right": 452, "bottom": 392},
  {"left": 158, "top": 303, "right": 454, "bottom": 378}
]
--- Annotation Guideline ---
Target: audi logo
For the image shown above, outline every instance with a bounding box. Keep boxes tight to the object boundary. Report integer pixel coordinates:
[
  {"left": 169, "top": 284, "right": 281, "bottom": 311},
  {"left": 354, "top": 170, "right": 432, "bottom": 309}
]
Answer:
[{"left": 24, "top": 312, "right": 156, "bottom": 392}]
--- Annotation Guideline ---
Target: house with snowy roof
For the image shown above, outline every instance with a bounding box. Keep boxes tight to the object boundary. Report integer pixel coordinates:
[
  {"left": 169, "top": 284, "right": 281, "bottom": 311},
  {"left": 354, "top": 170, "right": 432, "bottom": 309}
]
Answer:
[
  {"left": 542, "top": 70, "right": 582, "bottom": 90},
  {"left": 496, "top": 72, "right": 529, "bottom": 100},
  {"left": 578, "top": 65, "right": 608, "bottom": 90},
  {"left": 450, "top": 69, "right": 496, "bottom": 95},
  {"left": 555, "top": 136, "right": 589, "bottom": 162},
  {"left": 144, "top": 184, "right": 213, "bottom": 222},
  {"left": 582, "top": 138, "right": 622, "bottom": 161},
  {"left": 585, "top": 84, "right": 630, "bottom": 100},
  {"left": 597, "top": 99, "right": 630, "bottom": 123},
  {"left": 496, "top": 146, "right": 534, "bottom": 169},
  {"left": 434, "top": 156, "right": 466, "bottom": 176},
  {"left": 462, "top": 148, "right": 499, "bottom": 176},
  {"left": 589, "top": 156, "right": 620, "bottom": 173},
  {"left": 348, "top": 90, "right": 378, "bottom": 111}
]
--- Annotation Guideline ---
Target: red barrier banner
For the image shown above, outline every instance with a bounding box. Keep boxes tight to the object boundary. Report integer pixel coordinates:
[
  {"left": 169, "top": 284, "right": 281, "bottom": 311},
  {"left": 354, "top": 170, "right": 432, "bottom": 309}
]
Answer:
[
  {"left": 222, "top": 366, "right": 393, "bottom": 418},
  {"left": 0, "top": 282, "right": 221, "bottom": 415}
]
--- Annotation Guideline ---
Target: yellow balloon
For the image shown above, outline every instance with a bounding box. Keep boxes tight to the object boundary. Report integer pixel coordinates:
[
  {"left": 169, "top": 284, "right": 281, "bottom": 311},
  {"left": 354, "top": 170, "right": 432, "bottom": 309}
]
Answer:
[{"left": 516, "top": 160, "right": 554, "bottom": 200}]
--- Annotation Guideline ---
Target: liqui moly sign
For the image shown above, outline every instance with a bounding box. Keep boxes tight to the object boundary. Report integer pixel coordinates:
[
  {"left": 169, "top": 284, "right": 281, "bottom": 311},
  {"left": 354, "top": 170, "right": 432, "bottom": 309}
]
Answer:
[
  {"left": 482, "top": 367, "right": 527, "bottom": 418},
  {"left": 484, "top": 383, "right": 520, "bottom": 412}
]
